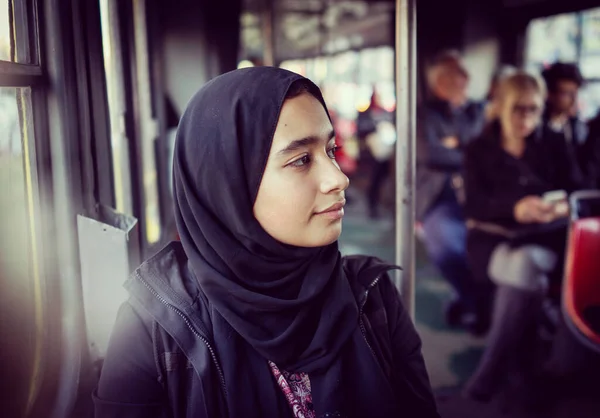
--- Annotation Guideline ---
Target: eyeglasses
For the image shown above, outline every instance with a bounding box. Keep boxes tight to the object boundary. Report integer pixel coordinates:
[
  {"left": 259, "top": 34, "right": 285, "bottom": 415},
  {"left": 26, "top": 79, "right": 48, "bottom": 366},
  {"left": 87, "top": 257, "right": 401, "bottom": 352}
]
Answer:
[{"left": 512, "top": 104, "right": 540, "bottom": 116}]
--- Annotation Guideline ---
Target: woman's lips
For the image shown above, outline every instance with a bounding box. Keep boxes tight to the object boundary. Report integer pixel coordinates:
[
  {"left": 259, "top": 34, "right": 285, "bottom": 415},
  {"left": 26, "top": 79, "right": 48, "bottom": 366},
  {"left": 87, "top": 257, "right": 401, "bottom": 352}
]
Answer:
[{"left": 315, "top": 200, "right": 346, "bottom": 220}]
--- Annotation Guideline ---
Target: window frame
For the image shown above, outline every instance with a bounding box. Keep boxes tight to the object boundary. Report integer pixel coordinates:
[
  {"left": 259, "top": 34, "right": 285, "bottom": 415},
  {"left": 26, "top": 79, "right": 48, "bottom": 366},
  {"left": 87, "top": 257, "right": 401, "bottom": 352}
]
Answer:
[
  {"left": 2, "top": 0, "right": 118, "bottom": 416},
  {"left": 0, "top": 2, "right": 48, "bottom": 416},
  {"left": 524, "top": 7, "right": 600, "bottom": 119}
]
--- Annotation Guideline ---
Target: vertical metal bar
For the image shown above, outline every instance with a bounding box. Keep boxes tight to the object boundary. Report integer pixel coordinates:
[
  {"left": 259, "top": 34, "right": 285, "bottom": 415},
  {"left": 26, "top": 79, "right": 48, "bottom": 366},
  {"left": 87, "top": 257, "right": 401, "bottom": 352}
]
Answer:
[
  {"left": 42, "top": 0, "right": 86, "bottom": 415},
  {"left": 575, "top": 11, "right": 583, "bottom": 63},
  {"left": 84, "top": 0, "right": 116, "bottom": 209},
  {"left": 71, "top": 0, "right": 97, "bottom": 216},
  {"left": 133, "top": 0, "right": 161, "bottom": 245},
  {"left": 100, "top": 0, "right": 134, "bottom": 216},
  {"left": 12, "top": 0, "right": 31, "bottom": 63},
  {"left": 262, "top": 0, "right": 275, "bottom": 66},
  {"left": 395, "top": 0, "right": 417, "bottom": 319}
]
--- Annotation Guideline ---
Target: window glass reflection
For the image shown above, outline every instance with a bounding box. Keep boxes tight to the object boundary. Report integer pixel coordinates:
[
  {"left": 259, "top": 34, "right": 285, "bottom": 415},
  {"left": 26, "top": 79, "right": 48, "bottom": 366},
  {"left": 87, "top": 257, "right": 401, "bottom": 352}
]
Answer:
[{"left": 0, "top": 86, "right": 40, "bottom": 417}]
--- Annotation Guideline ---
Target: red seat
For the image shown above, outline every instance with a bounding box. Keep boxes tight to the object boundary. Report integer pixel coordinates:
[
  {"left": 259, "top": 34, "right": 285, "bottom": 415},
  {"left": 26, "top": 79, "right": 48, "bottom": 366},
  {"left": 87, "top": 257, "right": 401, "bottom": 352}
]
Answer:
[{"left": 563, "top": 216, "right": 600, "bottom": 352}]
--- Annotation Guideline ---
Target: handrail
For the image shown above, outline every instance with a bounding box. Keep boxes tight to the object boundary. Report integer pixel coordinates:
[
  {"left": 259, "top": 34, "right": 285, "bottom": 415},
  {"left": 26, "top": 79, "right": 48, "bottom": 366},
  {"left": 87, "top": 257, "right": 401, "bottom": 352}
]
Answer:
[{"left": 395, "top": 0, "right": 417, "bottom": 319}]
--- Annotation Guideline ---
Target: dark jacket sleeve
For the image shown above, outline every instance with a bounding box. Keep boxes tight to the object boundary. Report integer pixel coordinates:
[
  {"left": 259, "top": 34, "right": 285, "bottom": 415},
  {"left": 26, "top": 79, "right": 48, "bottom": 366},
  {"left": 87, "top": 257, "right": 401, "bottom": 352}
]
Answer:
[
  {"left": 417, "top": 108, "right": 464, "bottom": 172},
  {"left": 94, "top": 302, "right": 170, "bottom": 418},
  {"left": 381, "top": 276, "right": 440, "bottom": 418},
  {"left": 550, "top": 133, "right": 587, "bottom": 192},
  {"left": 584, "top": 118, "right": 600, "bottom": 187},
  {"left": 463, "top": 141, "right": 524, "bottom": 222}
]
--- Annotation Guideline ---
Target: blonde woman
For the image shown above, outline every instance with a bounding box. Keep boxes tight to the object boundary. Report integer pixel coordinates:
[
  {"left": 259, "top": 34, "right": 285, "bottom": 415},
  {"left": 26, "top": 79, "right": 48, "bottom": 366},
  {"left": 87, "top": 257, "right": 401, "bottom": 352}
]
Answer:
[{"left": 462, "top": 71, "right": 584, "bottom": 402}]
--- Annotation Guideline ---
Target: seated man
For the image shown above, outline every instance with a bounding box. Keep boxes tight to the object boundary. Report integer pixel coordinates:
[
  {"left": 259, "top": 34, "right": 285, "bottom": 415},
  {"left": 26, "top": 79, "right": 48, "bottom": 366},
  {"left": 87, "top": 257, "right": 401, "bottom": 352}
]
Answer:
[
  {"left": 416, "top": 50, "right": 486, "bottom": 332},
  {"left": 542, "top": 63, "right": 590, "bottom": 183}
]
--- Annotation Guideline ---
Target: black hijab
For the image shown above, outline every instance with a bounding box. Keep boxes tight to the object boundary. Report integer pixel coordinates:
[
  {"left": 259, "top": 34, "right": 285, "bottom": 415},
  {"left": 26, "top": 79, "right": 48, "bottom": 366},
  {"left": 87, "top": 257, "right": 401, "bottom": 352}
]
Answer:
[{"left": 173, "top": 67, "right": 398, "bottom": 416}]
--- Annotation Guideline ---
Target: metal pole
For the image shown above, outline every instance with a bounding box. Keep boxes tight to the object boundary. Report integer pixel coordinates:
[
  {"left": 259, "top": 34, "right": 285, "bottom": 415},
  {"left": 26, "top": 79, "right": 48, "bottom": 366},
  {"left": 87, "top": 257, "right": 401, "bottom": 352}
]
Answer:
[
  {"left": 395, "top": 0, "right": 417, "bottom": 319},
  {"left": 262, "top": 0, "right": 275, "bottom": 66}
]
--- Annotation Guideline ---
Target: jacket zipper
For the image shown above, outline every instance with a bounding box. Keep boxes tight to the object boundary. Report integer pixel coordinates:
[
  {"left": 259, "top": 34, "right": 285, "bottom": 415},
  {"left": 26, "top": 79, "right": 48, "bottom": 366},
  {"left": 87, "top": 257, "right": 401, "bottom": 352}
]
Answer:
[
  {"left": 358, "top": 274, "right": 382, "bottom": 360},
  {"left": 136, "top": 274, "right": 229, "bottom": 405},
  {"left": 137, "top": 271, "right": 383, "bottom": 410}
]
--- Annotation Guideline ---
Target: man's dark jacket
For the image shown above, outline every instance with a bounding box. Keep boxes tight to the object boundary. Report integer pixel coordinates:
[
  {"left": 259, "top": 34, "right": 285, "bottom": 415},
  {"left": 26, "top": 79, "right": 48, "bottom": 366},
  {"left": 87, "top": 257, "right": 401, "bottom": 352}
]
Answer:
[{"left": 416, "top": 99, "right": 485, "bottom": 220}]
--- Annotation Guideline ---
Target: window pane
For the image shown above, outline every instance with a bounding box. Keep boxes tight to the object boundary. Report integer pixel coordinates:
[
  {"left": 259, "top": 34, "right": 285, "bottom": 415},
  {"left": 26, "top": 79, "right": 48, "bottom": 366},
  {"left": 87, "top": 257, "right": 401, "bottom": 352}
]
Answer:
[
  {"left": 579, "top": 55, "right": 600, "bottom": 79},
  {"left": 0, "top": 87, "right": 42, "bottom": 415},
  {"left": 0, "top": 0, "right": 33, "bottom": 63},
  {"left": 100, "top": 0, "right": 134, "bottom": 216},
  {"left": 0, "top": 1, "right": 12, "bottom": 61},
  {"left": 581, "top": 7, "right": 600, "bottom": 56},
  {"left": 580, "top": 7, "right": 600, "bottom": 79},
  {"left": 525, "top": 12, "right": 579, "bottom": 67},
  {"left": 578, "top": 81, "right": 600, "bottom": 121},
  {"left": 133, "top": 0, "right": 161, "bottom": 244}
]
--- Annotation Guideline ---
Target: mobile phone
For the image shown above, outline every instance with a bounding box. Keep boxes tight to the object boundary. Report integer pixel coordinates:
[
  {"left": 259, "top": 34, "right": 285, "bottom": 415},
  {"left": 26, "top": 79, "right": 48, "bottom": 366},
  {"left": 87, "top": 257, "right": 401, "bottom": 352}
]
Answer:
[{"left": 542, "top": 190, "right": 567, "bottom": 204}]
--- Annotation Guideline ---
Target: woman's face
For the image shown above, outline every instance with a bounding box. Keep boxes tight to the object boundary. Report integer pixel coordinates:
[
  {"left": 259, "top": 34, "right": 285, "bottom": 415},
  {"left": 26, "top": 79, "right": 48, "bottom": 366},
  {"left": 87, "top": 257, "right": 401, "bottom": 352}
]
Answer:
[
  {"left": 254, "top": 93, "right": 349, "bottom": 248},
  {"left": 499, "top": 88, "right": 543, "bottom": 141}
]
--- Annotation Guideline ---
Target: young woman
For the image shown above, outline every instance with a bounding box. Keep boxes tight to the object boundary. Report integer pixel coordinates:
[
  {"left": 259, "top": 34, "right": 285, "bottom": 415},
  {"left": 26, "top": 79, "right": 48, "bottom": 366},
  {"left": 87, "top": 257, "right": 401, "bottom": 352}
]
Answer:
[
  {"left": 94, "top": 67, "right": 439, "bottom": 418},
  {"left": 463, "top": 72, "right": 584, "bottom": 402}
]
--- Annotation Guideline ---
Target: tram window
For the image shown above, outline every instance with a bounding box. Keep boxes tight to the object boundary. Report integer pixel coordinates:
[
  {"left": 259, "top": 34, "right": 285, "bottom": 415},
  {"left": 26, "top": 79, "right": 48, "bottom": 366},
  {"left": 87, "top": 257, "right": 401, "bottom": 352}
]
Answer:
[
  {"left": 0, "top": 2, "right": 9, "bottom": 61},
  {"left": 0, "top": 0, "right": 37, "bottom": 64},
  {"left": 580, "top": 8, "right": 600, "bottom": 79},
  {"left": 0, "top": 86, "right": 43, "bottom": 417},
  {"left": 99, "top": 0, "right": 134, "bottom": 216},
  {"left": 525, "top": 13, "right": 578, "bottom": 66},
  {"left": 0, "top": 2, "right": 48, "bottom": 415},
  {"left": 579, "top": 81, "right": 600, "bottom": 121},
  {"left": 99, "top": 0, "right": 162, "bottom": 245},
  {"left": 132, "top": 0, "right": 161, "bottom": 245},
  {"left": 525, "top": 6, "right": 600, "bottom": 120}
]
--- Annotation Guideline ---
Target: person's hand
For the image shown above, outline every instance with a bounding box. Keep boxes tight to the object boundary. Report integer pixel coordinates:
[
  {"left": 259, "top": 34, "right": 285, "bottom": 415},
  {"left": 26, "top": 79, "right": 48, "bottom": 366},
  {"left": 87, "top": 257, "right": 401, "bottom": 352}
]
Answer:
[
  {"left": 441, "top": 136, "right": 460, "bottom": 149},
  {"left": 552, "top": 200, "right": 569, "bottom": 218},
  {"left": 513, "top": 196, "right": 555, "bottom": 224}
]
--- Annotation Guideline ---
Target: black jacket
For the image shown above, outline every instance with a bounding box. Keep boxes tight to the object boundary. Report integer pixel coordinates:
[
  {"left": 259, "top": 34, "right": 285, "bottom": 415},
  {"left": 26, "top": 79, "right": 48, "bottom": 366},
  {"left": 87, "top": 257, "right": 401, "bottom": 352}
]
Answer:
[
  {"left": 463, "top": 123, "right": 585, "bottom": 284},
  {"left": 542, "top": 111, "right": 591, "bottom": 184},
  {"left": 416, "top": 99, "right": 486, "bottom": 220},
  {"left": 583, "top": 112, "right": 600, "bottom": 188},
  {"left": 464, "top": 122, "right": 585, "bottom": 230},
  {"left": 93, "top": 242, "right": 439, "bottom": 418}
]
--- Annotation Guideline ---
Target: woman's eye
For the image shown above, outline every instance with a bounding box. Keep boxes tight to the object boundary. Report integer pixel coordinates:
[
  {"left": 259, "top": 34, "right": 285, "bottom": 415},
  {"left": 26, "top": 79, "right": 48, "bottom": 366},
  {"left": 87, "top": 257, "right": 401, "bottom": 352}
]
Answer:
[
  {"left": 327, "top": 146, "right": 341, "bottom": 159},
  {"left": 290, "top": 155, "right": 311, "bottom": 168}
]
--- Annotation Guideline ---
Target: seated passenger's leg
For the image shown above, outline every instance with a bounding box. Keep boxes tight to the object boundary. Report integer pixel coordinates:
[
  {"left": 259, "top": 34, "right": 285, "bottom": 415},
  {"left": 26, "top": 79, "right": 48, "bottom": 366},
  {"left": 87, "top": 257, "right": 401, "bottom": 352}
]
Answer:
[
  {"left": 421, "top": 201, "right": 475, "bottom": 316},
  {"left": 464, "top": 245, "right": 556, "bottom": 401},
  {"left": 465, "top": 285, "right": 543, "bottom": 401}
]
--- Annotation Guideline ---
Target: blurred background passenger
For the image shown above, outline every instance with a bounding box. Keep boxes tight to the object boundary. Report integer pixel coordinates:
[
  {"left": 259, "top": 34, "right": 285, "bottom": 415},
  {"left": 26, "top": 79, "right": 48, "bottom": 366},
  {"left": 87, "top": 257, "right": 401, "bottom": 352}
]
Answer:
[
  {"left": 356, "top": 90, "right": 396, "bottom": 218},
  {"left": 463, "top": 72, "right": 585, "bottom": 403},
  {"left": 485, "top": 65, "right": 517, "bottom": 121},
  {"left": 541, "top": 63, "right": 590, "bottom": 180},
  {"left": 416, "top": 50, "right": 487, "bottom": 333}
]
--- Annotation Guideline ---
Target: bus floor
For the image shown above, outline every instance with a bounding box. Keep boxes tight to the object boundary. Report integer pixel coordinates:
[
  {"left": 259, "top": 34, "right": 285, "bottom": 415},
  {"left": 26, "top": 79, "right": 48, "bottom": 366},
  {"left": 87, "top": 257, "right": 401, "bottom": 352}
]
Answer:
[{"left": 339, "top": 189, "right": 600, "bottom": 418}]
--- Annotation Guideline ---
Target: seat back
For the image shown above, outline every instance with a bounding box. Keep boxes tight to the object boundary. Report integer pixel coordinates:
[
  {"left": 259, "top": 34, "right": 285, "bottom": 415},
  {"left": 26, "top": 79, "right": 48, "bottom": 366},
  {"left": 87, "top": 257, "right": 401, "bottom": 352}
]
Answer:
[{"left": 564, "top": 191, "right": 600, "bottom": 350}]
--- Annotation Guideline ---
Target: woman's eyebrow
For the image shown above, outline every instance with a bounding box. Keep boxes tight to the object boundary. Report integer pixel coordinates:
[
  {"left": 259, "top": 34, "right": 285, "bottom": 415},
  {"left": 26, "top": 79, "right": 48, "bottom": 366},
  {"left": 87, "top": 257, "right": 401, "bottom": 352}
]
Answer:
[{"left": 277, "top": 130, "right": 335, "bottom": 156}]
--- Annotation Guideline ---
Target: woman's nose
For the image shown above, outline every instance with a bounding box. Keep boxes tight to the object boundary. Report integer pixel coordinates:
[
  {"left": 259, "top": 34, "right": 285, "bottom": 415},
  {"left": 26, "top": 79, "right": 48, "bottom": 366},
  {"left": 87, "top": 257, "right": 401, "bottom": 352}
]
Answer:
[{"left": 319, "top": 159, "right": 349, "bottom": 194}]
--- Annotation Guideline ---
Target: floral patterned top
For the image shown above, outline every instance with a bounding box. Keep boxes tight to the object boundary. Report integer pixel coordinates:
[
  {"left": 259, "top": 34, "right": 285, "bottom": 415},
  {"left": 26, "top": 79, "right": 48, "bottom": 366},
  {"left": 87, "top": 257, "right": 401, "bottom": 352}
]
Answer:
[{"left": 268, "top": 361, "right": 316, "bottom": 418}]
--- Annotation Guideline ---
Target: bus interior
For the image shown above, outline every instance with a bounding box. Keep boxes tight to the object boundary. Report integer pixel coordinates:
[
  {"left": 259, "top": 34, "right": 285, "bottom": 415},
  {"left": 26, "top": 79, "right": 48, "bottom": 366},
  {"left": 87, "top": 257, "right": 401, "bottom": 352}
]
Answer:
[{"left": 1, "top": 0, "right": 600, "bottom": 417}]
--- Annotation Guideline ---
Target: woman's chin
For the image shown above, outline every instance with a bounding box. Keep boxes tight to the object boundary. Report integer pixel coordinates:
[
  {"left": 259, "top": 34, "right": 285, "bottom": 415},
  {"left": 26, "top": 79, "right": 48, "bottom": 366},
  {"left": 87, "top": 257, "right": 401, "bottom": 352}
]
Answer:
[{"left": 307, "top": 225, "right": 343, "bottom": 248}]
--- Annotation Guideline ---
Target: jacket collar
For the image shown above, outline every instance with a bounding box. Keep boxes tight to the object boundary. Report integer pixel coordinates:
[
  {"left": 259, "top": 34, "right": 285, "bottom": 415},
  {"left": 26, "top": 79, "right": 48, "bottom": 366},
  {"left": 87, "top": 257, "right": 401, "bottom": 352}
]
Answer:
[{"left": 126, "top": 242, "right": 395, "bottom": 341}]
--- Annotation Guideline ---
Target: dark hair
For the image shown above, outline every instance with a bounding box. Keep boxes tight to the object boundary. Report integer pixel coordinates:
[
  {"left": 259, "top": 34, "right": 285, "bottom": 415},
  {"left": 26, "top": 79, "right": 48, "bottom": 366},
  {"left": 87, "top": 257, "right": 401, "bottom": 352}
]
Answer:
[
  {"left": 285, "top": 79, "right": 320, "bottom": 100},
  {"left": 541, "top": 62, "right": 585, "bottom": 93}
]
